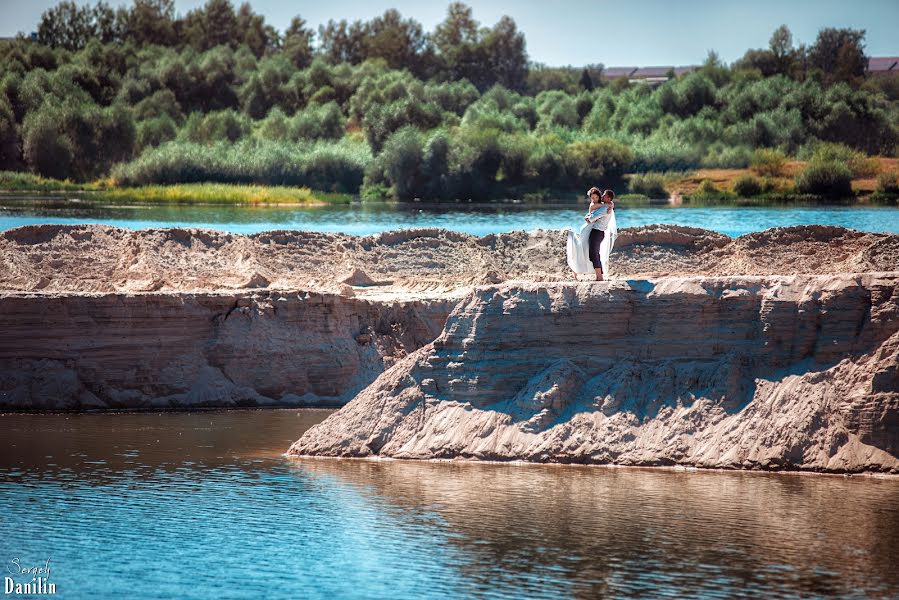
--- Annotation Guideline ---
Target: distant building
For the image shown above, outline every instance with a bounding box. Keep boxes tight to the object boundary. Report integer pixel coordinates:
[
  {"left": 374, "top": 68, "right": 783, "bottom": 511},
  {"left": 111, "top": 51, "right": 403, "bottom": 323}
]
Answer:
[
  {"left": 600, "top": 57, "right": 896, "bottom": 84},
  {"left": 602, "top": 67, "right": 637, "bottom": 80},
  {"left": 867, "top": 56, "right": 898, "bottom": 77},
  {"left": 602, "top": 64, "right": 698, "bottom": 86}
]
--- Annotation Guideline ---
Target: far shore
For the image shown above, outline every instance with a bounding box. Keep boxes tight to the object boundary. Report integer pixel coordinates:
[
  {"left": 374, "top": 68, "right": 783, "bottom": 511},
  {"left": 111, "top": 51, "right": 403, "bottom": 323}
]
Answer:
[{"left": 2, "top": 162, "right": 898, "bottom": 206}]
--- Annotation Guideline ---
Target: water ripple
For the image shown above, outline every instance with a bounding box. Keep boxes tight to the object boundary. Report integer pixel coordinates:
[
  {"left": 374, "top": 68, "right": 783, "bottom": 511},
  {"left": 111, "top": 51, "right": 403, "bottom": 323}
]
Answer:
[{"left": 1, "top": 411, "right": 898, "bottom": 599}]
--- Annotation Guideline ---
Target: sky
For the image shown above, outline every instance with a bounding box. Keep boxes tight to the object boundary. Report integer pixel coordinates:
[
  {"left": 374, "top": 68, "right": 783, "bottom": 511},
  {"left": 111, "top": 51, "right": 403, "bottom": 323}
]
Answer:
[{"left": 0, "top": 0, "right": 896, "bottom": 67}]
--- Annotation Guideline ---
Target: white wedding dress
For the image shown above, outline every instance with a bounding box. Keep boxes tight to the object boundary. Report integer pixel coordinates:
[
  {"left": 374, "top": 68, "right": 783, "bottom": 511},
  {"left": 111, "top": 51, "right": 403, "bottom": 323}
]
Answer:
[{"left": 566, "top": 206, "right": 618, "bottom": 276}]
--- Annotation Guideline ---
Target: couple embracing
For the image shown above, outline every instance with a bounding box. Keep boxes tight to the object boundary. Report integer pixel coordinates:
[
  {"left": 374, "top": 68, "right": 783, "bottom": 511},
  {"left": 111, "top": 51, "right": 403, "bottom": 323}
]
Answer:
[{"left": 566, "top": 187, "right": 618, "bottom": 281}]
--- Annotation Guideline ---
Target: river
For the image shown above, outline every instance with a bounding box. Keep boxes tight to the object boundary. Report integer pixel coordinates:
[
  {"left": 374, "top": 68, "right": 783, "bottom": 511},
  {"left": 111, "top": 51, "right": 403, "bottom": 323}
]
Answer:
[
  {"left": 1, "top": 410, "right": 897, "bottom": 599},
  {"left": 2, "top": 198, "right": 899, "bottom": 237}
]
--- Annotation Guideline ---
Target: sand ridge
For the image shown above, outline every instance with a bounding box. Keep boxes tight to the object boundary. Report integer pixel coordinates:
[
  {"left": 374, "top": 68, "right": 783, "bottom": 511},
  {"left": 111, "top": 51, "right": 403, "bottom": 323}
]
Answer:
[{"left": 1, "top": 223, "right": 896, "bottom": 297}]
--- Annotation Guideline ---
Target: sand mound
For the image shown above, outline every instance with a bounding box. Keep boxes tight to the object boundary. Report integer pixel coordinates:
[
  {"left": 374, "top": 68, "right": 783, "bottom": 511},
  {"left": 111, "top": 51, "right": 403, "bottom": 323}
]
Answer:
[{"left": 1, "top": 223, "right": 896, "bottom": 295}]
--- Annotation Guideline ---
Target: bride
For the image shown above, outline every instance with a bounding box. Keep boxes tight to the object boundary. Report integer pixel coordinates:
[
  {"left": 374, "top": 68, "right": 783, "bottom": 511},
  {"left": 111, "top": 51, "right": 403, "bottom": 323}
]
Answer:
[{"left": 566, "top": 187, "right": 618, "bottom": 281}]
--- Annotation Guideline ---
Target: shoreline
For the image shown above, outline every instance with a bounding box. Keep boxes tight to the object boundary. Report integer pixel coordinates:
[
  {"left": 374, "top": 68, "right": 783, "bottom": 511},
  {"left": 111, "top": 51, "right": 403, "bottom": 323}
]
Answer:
[
  {"left": 286, "top": 452, "right": 899, "bottom": 479},
  {"left": 2, "top": 161, "right": 898, "bottom": 206}
]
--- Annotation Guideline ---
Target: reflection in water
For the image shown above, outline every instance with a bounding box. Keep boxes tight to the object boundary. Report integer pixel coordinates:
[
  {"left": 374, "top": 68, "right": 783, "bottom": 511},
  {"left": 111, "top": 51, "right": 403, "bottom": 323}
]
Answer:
[
  {"left": 1, "top": 410, "right": 898, "bottom": 599},
  {"left": 1, "top": 197, "right": 899, "bottom": 236}
]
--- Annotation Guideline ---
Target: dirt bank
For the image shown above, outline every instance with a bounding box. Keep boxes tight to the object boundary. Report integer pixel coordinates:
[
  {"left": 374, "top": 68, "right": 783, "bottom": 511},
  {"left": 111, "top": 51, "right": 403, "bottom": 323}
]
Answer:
[
  {"left": 0, "top": 291, "right": 454, "bottom": 410},
  {"left": 290, "top": 275, "right": 899, "bottom": 473},
  {"left": 2, "top": 224, "right": 896, "bottom": 296}
]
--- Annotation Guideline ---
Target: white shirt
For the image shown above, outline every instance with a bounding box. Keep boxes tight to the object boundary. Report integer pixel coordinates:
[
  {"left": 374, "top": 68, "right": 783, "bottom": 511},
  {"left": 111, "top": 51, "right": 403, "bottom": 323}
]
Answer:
[{"left": 586, "top": 205, "right": 613, "bottom": 231}]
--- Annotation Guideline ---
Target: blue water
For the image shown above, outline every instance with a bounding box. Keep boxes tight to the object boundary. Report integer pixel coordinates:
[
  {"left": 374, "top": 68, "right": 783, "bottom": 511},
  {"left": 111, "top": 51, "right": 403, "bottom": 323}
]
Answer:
[
  {"left": 2, "top": 411, "right": 898, "bottom": 599},
  {"left": 1, "top": 200, "right": 898, "bottom": 237}
]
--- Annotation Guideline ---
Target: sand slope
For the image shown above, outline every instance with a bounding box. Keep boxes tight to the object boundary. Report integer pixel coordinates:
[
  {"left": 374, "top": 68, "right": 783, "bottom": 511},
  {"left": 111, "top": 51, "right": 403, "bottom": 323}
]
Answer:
[
  {"left": 289, "top": 275, "right": 899, "bottom": 473},
  {"left": 2, "top": 224, "right": 896, "bottom": 295}
]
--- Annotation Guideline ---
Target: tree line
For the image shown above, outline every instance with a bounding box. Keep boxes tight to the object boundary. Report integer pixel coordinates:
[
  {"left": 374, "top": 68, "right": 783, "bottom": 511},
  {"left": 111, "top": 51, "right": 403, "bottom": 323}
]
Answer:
[{"left": 0, "top": 0, "right": 896, "bottom": 200}]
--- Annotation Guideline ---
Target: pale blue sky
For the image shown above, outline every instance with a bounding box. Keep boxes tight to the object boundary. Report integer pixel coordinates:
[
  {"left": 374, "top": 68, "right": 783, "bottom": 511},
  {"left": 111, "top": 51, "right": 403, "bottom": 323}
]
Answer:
[{"left": 1, "top": 0, "right": 896, "bottom": 67}]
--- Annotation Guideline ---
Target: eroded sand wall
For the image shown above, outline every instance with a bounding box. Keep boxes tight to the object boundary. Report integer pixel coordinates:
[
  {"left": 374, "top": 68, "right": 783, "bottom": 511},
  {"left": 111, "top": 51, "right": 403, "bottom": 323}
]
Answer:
[
  {"left": 0, "top": 291, "right": 454, "bottom": 409},
  {"left": 290, "top": 275, "right": 899, "bottom": 473}
]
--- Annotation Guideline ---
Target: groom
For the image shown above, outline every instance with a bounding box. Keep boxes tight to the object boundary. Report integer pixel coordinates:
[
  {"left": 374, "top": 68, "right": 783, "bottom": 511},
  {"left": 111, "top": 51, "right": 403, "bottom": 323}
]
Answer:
[{"left": 584, "top": 187, "right": 615, "bottom": 281}]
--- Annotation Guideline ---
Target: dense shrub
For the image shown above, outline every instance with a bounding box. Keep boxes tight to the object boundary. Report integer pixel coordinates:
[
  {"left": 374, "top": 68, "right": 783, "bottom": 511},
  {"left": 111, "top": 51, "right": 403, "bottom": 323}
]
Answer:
[
  {"left": 2, "top": 19, "right": 899, "bottom": 198},
  {"left": 136, "top": 115, "right": 178, "bottom": 151},
  {"left": 702, "top": 144, "right": 752, "bottom": 168},
  {"left": 794, "top": 160, "right": 853, "bottom": 197},
  {"left": 21, "top": 100, "right": 134, "bottom": 180},
  {"left": 22, "top": 108, "right": 73, "bottom": 178},
  {"left": 630, "top": 136, "right": 704, "bottom": 172},
  {"left": 112, "top": 139, "right": 369, "bottom": 191},
  {"left": 0, "top": 98, "right": 19, "bottom": 169},
  {"left": 181, "top": 109, "right": 250, "bottom": 144},
  {"left": 133, "top": 89, "right": 184, "bottom": 122},
  {"left": 808, "top": 142, "right": 878, "bottom": 178},
  {"left": 497, "top": 133, "right": 530, "bottom": 186},
  {"left": 290, "top": 101, "right": 345, "bottom": 140},
  {"left": 363, "top": 126, "right": 425, "bottom": 200},
  {"left": 875, "top": 171, "right": 898, "bottom": 195},
  {"left": 566, "top": 138, "right": 633, "bottom": 185},
  {"left": 446, "top": 127, "right": 504, "bottom": 199},
  {"left": 732, "top": 174, "right": 764, "bottom": 196},
  {"left": 751, "top": 148, "right": 787, "bottom": 176},
  {"left": 627, "top": 173, "right": 667, "bottom": 198}
]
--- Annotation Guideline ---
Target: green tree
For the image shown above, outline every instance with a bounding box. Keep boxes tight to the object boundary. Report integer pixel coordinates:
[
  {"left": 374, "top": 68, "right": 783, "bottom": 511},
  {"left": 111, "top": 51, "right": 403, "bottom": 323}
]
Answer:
[
  {"left": 37, "top": 1, "right": 97, "bottom": 50},
  {"left": 283, "top": 17, "right": 314, "bottom": 68},
  {"left": 22, "top": 107, "right": 74, "bottom": 179},
  {"left": 364, "top": 9, "right": 429, "bottom": 72},
  {"left": 181, "top": 0, "right": 238, "bottom": 51},
  {"left": 0, "top": 98, "right": 20, "bottom": 169},
  {"left": 235, "top": 2, "right": 277, "bottom": 58},
  {"left": 483, "top": 16, "right": 528, "bottom": 92},
  {"left": 119, "top": 0, "right": 176, "bottom": 46},
  {"left": 579, "top": 68, "right": 594, "bottom": 91},
  {"left": 432, "top": 3, "right": 482, "bottom": 83},
  {"left": 317, "top": 19, "right": 367, "bottom": 64},
  {"left": 807, "top": 27, "right": 867, "bottom": 86}
]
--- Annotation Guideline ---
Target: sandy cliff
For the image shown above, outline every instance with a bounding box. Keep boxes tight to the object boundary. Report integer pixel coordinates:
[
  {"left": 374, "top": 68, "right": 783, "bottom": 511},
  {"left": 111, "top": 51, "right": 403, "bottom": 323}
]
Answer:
[
  {"left": 289, "top": 275, "right": 899, "bottom": 473},
  {"left": 2, "top": 222, "right": 898, "bottom": 471},
  {"left": 0, "top": 291, "right": 453, "bottom": 409}
]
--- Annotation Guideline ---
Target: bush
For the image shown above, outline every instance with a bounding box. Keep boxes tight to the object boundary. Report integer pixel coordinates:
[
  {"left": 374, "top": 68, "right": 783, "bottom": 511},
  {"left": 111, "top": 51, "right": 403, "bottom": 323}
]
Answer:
[
  {"left": 627, "top": 173, "right": 667, "bottom": 198},
  {"left": 133, "top": 89, "right": 184, "bottom": 123},
  {"left": 20, "top": 100, "right": 134, "bottom": 180},
  {"left": 363, "top": 126, "right": 425, "bottom": 200},
  {"left": 686, "top": 178, "right": 733, "bottom": 201},
  {"left": 0, "top": 98, "right": 19, "bottom": 169},
  {"left": 630, "top": 136, "right": 704, "bottom": 172},
  {"left": 702, "top": 144, "right": 752, "bottom": 169},
  {"left": 810, "top": 142, "right": 878, "bottom": 178},
  {"left": 794, "top": 160, "right": 853, "bottom": 198},
  {"left": 181, "top": 109, "right": 250, "bottom": 144},
  {"left": 699, "top": 179, "right": 718, "bottom": 194},
  {"left": 875, "top": 171, "right": 899, "bottom": 195},
  {"left": 751, "top": 148, "right": 787, "bottom": 177},
  {"left": 290, "top": 101, "right": 345, "bottom": 141},
  {"left": 566, "top": 138, "right": 633, "bottom": 185},
  {"left": 22, "top": 108, "right": 74, "bottom": 179},
  {"left": 446, "top": 127, "right": 504, "bottom": 199},
  {"left": 112, "top": 139, "right": 369, "bottom": 191},
  {"left": 732, "top": 174, "right": 764, "bottom": 197},
  {"left": 136, "top": 115, "right": 178, "bottom": 151}
]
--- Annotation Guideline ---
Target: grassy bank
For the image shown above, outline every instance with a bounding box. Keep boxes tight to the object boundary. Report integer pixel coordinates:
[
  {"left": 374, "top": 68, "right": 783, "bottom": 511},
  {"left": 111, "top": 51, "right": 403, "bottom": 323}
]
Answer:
[
  {"left": 0, "top": 173, "right": 349, "bottom": 204},
  {"left": 638, "top": 155, "right": 899, "bottom": 205},
  {"left": 2, "top": 163, "right": 897, "bottom": 206}
]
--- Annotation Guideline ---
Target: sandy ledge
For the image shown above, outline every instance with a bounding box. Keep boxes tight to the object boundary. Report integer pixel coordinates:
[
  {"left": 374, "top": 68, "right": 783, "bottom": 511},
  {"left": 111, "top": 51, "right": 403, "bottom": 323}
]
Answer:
[{"left": 2, "top": 223, "right": 897, "bottom": 473}]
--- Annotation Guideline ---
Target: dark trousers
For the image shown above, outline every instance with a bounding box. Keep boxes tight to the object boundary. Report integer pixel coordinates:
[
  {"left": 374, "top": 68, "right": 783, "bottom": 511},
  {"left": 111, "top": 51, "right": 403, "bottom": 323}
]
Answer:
[{"left": 588, "top": 228, "right": 605, "bottom": 270}]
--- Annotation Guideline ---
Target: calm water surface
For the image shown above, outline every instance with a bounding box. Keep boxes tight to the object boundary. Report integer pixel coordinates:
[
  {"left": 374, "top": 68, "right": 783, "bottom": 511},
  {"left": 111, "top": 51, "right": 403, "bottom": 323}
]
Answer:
[
  {"left": 1, "top": 410, "right": 898, "bottom": 599},
  {"left": 1, "top": 198, "right": 898, "bottom": 237}
]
